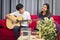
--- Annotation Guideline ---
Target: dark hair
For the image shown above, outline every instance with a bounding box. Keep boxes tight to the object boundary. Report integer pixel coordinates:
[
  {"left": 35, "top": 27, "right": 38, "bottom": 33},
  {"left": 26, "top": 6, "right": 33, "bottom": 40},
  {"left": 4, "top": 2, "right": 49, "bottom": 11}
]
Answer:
[
  {"left": 40, "top": 3, "right": 50, "bottom": 17},
  {"left": 16, "top": 3, "right": 24, "bottom": 11}
]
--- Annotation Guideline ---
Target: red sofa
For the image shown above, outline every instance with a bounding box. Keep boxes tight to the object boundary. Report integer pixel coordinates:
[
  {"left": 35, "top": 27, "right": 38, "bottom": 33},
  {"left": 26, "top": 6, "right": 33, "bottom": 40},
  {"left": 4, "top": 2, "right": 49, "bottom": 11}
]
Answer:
[
  {"left": 52, "top": 16, "right": 60, "bottom": 40},
  {"left": 0, "top": 19, "right": 15, "bottom": 40},
  {"left": 0, "top": 15, "right": 38, "bottom": 40},
  {"left": 0, "top": 15, "right": 60, "bottom": 40}
]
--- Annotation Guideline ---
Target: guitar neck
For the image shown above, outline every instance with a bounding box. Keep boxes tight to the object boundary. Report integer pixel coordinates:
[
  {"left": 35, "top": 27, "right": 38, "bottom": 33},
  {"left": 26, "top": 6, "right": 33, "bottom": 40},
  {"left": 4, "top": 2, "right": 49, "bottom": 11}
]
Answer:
[
  {"left": 21, "top": 20, "right": 28, "bottom": 22},
  {"left": 17, "top": 18, "right": 42, "bottom": 22},
  {"left": 16, "top": 20, "right": 29, "bottom": 22}
]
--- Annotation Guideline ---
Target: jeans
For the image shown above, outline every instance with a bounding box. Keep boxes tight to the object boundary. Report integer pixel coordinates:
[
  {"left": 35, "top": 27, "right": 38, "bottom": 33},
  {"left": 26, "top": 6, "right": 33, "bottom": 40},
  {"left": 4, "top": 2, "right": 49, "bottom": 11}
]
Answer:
[{"left": 13, "top": 26, "right": 29, "bottom": 40}]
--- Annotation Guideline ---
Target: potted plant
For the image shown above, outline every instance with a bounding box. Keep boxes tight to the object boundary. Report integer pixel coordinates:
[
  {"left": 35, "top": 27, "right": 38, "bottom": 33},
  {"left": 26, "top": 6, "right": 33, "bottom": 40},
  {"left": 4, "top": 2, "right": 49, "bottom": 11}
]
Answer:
[{"left": 37, "top": 17, "right": 57, "bottom": 40}]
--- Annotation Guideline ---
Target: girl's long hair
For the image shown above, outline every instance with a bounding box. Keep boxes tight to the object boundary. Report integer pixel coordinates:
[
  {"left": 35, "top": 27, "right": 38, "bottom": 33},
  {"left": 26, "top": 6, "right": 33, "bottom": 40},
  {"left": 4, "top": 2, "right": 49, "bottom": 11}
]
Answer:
[{"left": 40, "top": 3, "right": 50, "bottom": 17}]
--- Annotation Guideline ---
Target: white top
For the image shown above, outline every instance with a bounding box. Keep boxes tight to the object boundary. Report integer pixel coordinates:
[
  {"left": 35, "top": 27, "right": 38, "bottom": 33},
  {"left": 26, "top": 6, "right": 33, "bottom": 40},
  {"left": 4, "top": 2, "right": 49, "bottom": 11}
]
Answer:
[{"left": 10, "top": 11, "right": 31, "bottom": 26}]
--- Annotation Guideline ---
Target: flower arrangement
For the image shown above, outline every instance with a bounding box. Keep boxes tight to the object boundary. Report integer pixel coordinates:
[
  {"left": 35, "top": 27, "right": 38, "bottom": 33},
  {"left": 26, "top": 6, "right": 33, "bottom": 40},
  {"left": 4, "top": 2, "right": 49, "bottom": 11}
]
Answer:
[{"left": 37, "top": 17, "right": 57, "bottom": 40}]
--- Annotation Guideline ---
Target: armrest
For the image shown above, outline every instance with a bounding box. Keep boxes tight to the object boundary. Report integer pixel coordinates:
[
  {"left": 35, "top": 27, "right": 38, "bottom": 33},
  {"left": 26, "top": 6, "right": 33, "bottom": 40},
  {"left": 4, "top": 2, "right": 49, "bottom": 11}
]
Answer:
[
  {"left": 55, "top": 21, "right": 60, "bottom": 32},
  {"left": 0, "top": 19, "right": 6, "bottom": 28}
]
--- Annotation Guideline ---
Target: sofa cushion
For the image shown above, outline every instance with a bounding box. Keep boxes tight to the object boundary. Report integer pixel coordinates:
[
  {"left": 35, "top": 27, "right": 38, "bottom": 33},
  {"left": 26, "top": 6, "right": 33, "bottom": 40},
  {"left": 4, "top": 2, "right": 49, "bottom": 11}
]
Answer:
[
  {"left": 29, "top": 15, "right": 38, "bottom": 31},
  {"left": 53, "top": 16, "right": 60, "bottom": 24}
]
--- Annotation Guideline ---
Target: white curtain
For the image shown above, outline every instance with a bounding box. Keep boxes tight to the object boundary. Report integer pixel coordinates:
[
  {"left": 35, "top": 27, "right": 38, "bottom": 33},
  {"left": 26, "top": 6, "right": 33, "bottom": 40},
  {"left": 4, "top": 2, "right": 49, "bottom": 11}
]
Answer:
[
  {"left": 1, "top": 0, "right": 55, "bottom": 19},
  {"left": 11, "top": 0, "right": 18, "bottom": 12},
  {"left": 55, "top": 0, "right": 60, "bottom": 15},
  {"left": 2, "top": 0, "right": 10, "bottom": 19},
  {"left": 20, "top": 0, "right": 37, "bottom": 15},
  {"left": 0, "top": 0, "right": 2, "bottom": 19}
]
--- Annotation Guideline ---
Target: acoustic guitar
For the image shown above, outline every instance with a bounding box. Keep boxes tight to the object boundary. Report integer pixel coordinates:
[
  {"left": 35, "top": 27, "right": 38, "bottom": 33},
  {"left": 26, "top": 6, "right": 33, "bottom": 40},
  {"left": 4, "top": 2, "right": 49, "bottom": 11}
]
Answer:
[
  {"left": 6, "top": 15, "right": 22, "bottom": 29},
  {"left": 6, "top": 15, "right": 41, "bottom": 29}
]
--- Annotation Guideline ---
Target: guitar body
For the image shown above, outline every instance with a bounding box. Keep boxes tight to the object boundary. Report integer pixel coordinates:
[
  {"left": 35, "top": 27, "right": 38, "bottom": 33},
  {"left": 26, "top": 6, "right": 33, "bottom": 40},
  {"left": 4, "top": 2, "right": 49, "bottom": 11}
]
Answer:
[{"left": 6, "top": 16, "right": 22, "bottom": 29}]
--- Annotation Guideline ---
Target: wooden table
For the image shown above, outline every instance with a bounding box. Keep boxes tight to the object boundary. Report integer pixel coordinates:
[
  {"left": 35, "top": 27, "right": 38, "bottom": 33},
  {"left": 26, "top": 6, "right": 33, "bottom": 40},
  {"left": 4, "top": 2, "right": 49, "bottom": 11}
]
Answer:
[{"left": 17, "top": 35, "right": 44, "bottom": 40}]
